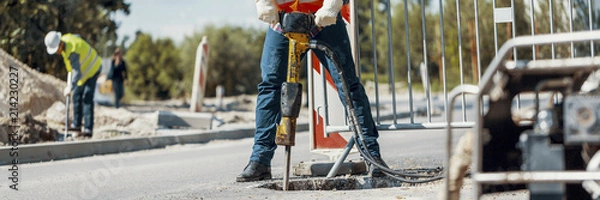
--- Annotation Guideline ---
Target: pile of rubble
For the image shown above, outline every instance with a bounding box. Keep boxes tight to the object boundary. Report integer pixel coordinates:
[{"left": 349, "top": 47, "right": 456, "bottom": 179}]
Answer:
[
  {"left": 0, "top": 48, "right": 156, "bottom": 145},
  {"left": 0, "top": 47, "right": 305, "bottom": 146}
]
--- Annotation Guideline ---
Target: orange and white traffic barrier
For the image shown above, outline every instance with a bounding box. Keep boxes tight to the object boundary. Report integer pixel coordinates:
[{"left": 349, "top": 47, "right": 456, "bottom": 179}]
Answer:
[
  {"left": 308, "top": 4, "right": 355, "bottom": 159},
  {"left": 191, "top": 36, "right": 209, "bottom": 112}
]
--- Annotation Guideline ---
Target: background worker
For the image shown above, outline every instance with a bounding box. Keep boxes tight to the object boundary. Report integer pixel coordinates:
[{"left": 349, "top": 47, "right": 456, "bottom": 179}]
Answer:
[
  {"left": 237, "top": 0, "right": 386, "bottom": 182},
  {"left": 44, "top": 31, "right": 101, "bottom": 137},
  {"left": 109, "top": 47, "right": 128, "bottom": 109}
]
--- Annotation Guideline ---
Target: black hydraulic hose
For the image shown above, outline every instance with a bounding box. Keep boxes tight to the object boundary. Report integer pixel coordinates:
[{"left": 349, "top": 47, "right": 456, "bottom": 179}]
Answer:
[
  {"left": 351, "top": 134, "right": 443, "bottom": 183},
  {"left": 308, "top": 40, "right": 444, "bottom": 183}
]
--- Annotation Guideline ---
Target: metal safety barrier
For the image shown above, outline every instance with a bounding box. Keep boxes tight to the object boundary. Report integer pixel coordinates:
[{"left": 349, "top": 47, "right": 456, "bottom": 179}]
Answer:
[{"left": 308, "top": 0, "right": 600, "bottom": 156}]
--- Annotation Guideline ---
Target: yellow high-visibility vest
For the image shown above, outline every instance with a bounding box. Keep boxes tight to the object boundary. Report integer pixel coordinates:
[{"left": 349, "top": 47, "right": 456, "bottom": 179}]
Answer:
[{"left": 60, "top": 34, "right": 101, "bottom": 86}]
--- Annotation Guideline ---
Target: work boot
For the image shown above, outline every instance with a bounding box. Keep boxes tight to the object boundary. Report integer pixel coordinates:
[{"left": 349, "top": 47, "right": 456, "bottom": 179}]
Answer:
[
  {"left": 69, "top": 124, "right": 81, "bottom": 131},
  {"left": 82, "top": 128, "right": 93, "bottom": 138},
  {"left": 236, "top": 161, "right": 271, "bottom": 182},
  {"left": 370, "top": 156, "right": 389, "bottom": 177}
]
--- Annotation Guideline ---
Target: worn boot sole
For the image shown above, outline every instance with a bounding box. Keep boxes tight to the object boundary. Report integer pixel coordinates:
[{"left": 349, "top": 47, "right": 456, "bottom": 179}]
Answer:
[
  {"left": 371, "top": 164, "right": 388, "bottom": 177},
  {"left": 235, "top": 173, "right": 272, "bottom": 182}
]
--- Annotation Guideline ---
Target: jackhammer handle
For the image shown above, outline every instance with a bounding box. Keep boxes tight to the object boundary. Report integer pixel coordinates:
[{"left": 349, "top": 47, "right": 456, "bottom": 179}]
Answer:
[
  {"left": 279, "top": 12, "right": 317, "bottom": 35},
  {"left": 64, "top": 95, "right": 70, "bottom": 141}
]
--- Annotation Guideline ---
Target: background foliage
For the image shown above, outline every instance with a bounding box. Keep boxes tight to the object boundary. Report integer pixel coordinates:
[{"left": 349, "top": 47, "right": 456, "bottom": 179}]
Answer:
[
  {"left": 2, "top": 0, "right": 599, "bottom": 100},
  {"left": 178, "top": 25, "right": 266, "bottom": 98},
  {"left": 0, "top": 0, "right": 130, "bottom": 80},
  {"left": 125, "top": 32, "right": 182, "bottom": 100}
]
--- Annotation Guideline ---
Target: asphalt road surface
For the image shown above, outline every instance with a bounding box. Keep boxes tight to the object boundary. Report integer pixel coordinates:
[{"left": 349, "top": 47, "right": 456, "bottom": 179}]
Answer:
[{"left": 1, "top": 129, "right": 526, "bottom": 200}]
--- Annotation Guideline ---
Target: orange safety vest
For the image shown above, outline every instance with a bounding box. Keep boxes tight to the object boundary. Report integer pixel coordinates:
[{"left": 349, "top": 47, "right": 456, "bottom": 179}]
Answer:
[
  {"left": 274, "top": 0, "right": 323, "bottom": 13},
  {"left": 273, "top": 0, "right": 350, "bottom": 21}
]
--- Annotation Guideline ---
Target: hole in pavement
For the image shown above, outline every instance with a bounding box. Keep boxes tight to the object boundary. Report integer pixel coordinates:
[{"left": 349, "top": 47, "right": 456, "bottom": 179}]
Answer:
[{"left": 258, "top": 176, "right": 418, "bottom": 191}]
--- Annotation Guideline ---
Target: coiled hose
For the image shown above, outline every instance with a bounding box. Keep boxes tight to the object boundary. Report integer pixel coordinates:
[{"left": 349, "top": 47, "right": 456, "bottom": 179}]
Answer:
[{"left": 309, "top": 40, "right": 444, "bottom": 183}]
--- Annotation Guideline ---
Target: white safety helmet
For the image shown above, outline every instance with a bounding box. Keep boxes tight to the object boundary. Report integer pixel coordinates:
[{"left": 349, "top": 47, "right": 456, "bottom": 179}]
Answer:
[{"left": 44, "top": 31, "right": 62, "bottom": 54}]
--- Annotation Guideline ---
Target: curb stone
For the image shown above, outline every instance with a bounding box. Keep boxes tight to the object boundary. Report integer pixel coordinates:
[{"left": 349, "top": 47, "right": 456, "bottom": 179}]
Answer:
[{"left": 0, "top": 123, "right": 309, "bottom": 166}]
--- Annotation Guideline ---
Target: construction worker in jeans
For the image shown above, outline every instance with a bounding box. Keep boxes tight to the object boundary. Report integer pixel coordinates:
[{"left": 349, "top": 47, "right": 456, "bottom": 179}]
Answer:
[
  {"left": 44, "top": 31, "right": 101, "bottom": 137},
  {"left": 237, "top": 0, "right": 387, "bottom": 182}
]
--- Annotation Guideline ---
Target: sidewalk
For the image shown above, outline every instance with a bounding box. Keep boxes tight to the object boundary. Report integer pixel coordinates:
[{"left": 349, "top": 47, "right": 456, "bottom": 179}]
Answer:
[
  {"left": 0, "top": 101, "right": 430, "bottom": 166},
  {"left": 0, "top": 123, "right": 308, "bottom": 166}
]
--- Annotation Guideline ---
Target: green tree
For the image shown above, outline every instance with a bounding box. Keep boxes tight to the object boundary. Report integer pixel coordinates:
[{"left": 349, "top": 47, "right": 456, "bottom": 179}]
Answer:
[
  {"left": 179, "top": 25, "right": 266, "bottom": 97},
  {"left": 570, "top": 0, "right": 600, "bottom": 57},
  {"left": 441, "top": 0, "right": 498, "bottom": 86},
  {"left": 355, "top": 0, "right": 445, "bottom": 92},
  {"left": 359, "top": 0, "right": 440, "bottom": 88},
  {"left": 357, "top": 0, "right": 540, "bottom": 91},
  {"left": 354, "top": 0, "right": 380, "bottom": 74},
  {"left": 125, "top": 32, "right": 182, "bottom": 100},
  {"left": 0, "top": 0, "right": 130, "bottom": 79}
]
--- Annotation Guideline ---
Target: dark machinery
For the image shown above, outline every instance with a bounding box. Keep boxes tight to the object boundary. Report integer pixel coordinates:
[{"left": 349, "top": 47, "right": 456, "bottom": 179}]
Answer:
[{"left": 446, "top": 31, "right": 600, "bottom": 199}]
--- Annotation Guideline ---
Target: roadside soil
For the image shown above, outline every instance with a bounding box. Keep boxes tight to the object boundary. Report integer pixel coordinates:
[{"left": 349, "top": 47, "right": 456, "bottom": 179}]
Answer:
[{"left": 0, "top": 48, "right": 293, "bottom": 145}]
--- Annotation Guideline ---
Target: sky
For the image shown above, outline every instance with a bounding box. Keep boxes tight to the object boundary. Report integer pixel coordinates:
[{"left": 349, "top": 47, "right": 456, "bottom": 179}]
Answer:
[
  {"left": 112, "top": 0, "right": 598, "bottom": 46},
  {"left": 113, "top": 0, "right": 267, "bottom": 45}
]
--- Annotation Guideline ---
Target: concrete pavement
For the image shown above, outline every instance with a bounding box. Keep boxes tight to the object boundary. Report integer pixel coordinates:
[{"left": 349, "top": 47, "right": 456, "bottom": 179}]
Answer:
[
  {"left": 0, "top": 123, "right": 308, "bottom": 166},
  {"left": 0, "top": 93, "right": 447, "bottom": 166},
  {"left": 0, "top": 128, "right": 526, "bottom": 199}
]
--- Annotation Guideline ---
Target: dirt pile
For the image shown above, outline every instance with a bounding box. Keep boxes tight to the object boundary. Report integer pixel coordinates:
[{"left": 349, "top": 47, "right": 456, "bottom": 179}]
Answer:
[
  {"left": 0, "top": 47, "right": 302, "bottom": 146},
  {"left": 0, "top": 113, "right": 59, "bottom": 144},
  {"left": 0, "top": 48, "right": 65, "bottom": 117},
  {"left": 0, "top": 48, "right": 157, "bottom": 145},
  {"left": 0, "top": 48, "right": 65, "bottom": 145}
]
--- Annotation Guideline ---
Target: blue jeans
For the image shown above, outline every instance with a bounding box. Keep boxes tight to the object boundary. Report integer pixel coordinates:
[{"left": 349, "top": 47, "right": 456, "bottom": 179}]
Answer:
[
  {"left": 72, "top": 70, "right": 99, "bottom": 131},
  {"left": 250, "top": 15, "right": 381, "bottom": 166},
  {"left": 112, "top": 77, "right": 124, "bottom": 108}
]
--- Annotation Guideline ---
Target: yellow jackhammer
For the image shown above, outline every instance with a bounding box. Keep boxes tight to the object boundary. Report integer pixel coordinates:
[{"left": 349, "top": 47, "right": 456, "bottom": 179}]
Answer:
[
  {"left": 275, "top": 12, "right": 313, "bottom": 191},
  {"left": 275, "top": 11, "right": 445, "bottom": 192}
]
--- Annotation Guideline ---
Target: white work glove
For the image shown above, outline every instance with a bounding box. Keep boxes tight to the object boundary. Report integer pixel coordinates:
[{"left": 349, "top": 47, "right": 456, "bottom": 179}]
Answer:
[
  {"left": 63, "top": 86, "right": 72, "bottom": 97},
  {"left": 314, "top": 0, "right": 343, "bottom": 27},
  {"left": 255, "top": 0, "right": 279, "bottom": 24},
  {"left": 64, "top": 72, "right": 73, "bottom": 97}
]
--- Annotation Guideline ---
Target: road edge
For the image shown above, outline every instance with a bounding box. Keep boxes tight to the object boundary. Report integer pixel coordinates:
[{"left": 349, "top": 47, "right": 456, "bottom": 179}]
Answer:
[{"left": 0, "top": 123, "right": 309, "bottom": 165}]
